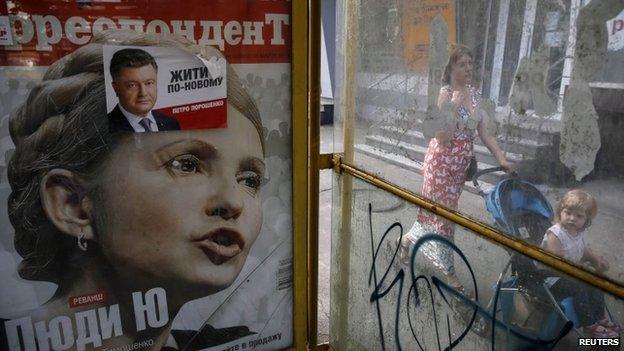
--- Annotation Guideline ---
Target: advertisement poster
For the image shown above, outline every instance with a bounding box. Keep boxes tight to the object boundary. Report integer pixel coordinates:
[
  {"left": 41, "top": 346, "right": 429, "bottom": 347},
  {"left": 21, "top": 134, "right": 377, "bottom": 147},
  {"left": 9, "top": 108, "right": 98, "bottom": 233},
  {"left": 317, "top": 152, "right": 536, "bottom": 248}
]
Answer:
[
  {"left": 0, "top": 1, "right": 293, "bottom": 350},
  {"left": 401, "top": 0, "right": 456, "bottom": 71}
]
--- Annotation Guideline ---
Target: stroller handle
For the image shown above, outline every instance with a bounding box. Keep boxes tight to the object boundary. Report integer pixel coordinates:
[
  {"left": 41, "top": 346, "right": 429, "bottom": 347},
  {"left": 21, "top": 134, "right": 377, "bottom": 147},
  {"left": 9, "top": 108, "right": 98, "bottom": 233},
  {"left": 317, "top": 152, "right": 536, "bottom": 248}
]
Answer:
[{"left": 472, "top": 166, "right": 517, "bottom": 196}]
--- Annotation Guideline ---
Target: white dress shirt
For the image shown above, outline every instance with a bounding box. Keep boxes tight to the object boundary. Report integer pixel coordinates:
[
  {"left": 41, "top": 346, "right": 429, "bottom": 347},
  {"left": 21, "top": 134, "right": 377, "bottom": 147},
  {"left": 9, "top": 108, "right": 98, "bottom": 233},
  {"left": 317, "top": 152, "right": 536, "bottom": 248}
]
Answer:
[{"left": 118, "top": 104, "right": 159, "bottom": 132}]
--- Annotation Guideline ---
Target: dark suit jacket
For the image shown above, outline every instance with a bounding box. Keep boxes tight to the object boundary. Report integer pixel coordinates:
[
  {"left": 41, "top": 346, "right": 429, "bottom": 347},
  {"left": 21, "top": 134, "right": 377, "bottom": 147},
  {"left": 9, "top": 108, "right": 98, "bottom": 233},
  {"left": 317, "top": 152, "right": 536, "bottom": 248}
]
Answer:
[{"left": 108, "top": 104, "right": 180, "bottom": 133}]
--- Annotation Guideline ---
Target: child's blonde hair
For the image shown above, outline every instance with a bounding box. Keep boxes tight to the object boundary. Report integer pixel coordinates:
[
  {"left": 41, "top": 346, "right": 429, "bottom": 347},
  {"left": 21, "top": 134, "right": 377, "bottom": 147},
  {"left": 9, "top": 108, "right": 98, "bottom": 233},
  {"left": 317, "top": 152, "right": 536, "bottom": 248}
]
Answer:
[{"left": 554, "top": 189, "right": 597, "bottom": 229}]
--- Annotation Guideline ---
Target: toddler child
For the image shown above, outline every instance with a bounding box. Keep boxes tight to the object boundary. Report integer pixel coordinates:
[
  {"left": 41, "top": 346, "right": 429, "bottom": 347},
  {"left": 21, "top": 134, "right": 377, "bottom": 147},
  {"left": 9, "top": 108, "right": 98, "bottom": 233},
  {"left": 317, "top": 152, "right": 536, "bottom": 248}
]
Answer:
[{"left": 541, "top": 189, "right": 619, "bottom": 338}]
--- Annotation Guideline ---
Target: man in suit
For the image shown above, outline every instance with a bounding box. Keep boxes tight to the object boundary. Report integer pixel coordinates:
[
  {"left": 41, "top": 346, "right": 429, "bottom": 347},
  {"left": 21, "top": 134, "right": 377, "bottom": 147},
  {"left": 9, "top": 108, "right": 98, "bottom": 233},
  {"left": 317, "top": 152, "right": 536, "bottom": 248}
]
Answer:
[{"left": 108, "top": 48, "right": 180, "bottom": 132}]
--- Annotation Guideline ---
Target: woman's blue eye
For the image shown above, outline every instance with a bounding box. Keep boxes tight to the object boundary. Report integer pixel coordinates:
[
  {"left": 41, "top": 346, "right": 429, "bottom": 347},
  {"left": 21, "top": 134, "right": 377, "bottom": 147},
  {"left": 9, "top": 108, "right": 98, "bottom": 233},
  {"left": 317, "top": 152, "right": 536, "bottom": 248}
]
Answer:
[{"left": 167, "top": 155, "right": 201, "bottom": 174}]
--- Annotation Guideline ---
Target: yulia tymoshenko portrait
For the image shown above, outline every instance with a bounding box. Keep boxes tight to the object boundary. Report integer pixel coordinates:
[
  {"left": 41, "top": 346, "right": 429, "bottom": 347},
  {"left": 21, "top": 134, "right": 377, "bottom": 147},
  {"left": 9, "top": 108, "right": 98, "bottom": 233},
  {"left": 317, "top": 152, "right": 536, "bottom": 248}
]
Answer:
[{"left": 1, "top": 30, "right": 269, "bottom": 351}]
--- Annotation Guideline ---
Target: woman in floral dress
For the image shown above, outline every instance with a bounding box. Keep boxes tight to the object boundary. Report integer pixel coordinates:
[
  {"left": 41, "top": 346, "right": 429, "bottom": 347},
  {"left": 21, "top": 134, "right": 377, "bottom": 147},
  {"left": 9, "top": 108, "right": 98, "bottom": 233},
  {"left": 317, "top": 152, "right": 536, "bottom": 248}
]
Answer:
[{"left": 417, "top": 45, "right": 513, "bottom": 292}]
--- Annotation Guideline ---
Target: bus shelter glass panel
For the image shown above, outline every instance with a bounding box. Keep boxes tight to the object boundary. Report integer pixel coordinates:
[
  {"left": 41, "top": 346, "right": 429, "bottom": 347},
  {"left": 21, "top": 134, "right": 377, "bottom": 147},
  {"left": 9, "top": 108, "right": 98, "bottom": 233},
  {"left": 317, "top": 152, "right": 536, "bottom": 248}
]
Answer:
[
  {"left": 329, "top": 173, "right": 624, "bottom": 350},
  {"left": 0, "top": 1, "right": 295, "bottom": 350},
  {"left": 333, "top": 0, "right": 624, "bottom": 284}
]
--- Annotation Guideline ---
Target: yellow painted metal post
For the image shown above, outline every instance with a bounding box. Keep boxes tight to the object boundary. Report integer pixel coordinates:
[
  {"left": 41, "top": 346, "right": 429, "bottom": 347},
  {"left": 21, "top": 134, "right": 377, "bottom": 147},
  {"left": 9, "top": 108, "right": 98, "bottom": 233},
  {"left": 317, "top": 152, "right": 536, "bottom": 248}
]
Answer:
[
  {"left": 333, "top": 0, "right": 359, "bottom": 347},
  {"left": 291, "top": 0, "right": 309, "bottom": 349}
]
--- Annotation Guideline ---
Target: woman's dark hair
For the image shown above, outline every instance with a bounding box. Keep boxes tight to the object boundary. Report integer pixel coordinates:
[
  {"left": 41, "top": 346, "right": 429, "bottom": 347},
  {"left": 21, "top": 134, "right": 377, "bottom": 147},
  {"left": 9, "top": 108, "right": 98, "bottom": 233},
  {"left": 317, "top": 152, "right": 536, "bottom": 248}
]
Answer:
[
  {"left": 8, "top": 30, "right": 265, "bottom": 283},
  {"left": 442, "top": 44, "right": 473, "bottom": 85}
]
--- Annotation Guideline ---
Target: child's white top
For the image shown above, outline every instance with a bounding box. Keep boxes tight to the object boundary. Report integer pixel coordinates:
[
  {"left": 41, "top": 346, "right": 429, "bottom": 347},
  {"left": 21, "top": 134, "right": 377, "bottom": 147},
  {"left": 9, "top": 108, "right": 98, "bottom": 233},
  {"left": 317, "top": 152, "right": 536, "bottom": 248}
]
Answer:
[{"left": 541, "top": 223, "right": 587, "bottom": 286}]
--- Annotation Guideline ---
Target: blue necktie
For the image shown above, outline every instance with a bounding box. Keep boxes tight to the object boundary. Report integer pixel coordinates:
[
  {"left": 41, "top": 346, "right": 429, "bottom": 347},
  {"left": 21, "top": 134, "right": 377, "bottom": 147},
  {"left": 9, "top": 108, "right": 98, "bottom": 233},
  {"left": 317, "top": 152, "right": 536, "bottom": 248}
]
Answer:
[{"left": 138, "top": 118, "right": 152, "bottom": 132}]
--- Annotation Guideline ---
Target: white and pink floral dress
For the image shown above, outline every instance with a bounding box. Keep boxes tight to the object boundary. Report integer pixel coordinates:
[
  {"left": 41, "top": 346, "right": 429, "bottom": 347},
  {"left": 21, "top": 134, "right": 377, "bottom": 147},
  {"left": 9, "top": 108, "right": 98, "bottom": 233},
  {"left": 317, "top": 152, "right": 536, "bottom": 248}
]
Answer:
[{"left": 416, "top": 85, "right": 480, "bottom": 274}]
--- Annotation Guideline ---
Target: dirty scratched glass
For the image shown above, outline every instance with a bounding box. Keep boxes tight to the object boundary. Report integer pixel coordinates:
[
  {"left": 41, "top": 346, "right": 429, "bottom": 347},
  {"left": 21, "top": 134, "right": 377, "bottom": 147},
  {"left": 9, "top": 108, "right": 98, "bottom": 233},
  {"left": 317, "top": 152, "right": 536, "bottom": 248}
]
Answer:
[
  {"left": 332, "top": 0, "right": 624, "bottom": 288},
  {"left": 331, "top": 0, "right": 624, "bottom": 349},
  {"left": 329, "top": 174, "right": 624, "bottom": 350}
]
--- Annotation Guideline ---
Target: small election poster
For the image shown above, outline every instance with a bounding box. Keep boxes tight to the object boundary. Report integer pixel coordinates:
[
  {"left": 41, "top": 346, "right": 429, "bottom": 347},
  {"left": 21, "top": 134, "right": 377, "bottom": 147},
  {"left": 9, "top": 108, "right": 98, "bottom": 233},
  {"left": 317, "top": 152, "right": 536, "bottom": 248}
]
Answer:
[
  {"left": 0, "top": 1, "right": 293, "bottom": 350},
  {"left": 103, "top": 45, "right": 228, "bottom": 131}
]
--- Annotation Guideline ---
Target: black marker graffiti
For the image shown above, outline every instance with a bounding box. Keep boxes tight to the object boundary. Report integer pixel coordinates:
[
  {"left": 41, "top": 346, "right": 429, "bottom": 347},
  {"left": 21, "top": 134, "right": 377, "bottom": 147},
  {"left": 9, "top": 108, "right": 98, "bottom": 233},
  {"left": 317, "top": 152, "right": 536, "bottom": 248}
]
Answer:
[{"left": 366, "top": 203, "right": 572, "bottom": 351}]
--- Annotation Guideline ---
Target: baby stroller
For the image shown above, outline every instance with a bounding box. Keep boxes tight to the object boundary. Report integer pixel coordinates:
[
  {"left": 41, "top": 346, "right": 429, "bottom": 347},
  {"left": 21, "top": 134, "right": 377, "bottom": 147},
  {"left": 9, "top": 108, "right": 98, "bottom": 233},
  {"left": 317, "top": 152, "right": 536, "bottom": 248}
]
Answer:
[{"left": 470, "top": 167, "right": 611, "bottom": 349}]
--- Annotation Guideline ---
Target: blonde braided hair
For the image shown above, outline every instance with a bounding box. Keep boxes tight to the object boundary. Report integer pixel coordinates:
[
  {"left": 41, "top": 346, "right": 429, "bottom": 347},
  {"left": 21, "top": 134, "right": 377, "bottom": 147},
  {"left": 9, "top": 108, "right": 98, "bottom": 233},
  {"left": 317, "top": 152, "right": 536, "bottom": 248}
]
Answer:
[{"left": 8, "top": 30, "right": 264, "bottom": 283}]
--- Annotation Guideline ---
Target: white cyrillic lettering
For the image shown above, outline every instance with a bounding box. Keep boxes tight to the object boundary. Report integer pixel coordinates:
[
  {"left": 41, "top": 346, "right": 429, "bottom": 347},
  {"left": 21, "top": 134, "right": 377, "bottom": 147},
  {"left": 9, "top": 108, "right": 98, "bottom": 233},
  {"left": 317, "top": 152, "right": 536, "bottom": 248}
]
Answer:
[
  {"left": 146, "top": 19, "right": 171, "bottom": 35},
  {"left": 75, "top": 309, "right": 102, "bottom": 350},
  {"left": 4, "top": 317, "right": 37, "bottom": 351},
  {"left": 93, "top": 17, "right": 118, "bottom": 33},
  {"left": 171, "top": 20, "right": 196, "bottom": 43},
  {"left": 99, "top": 304, "right": 123, "bottom": 340},
  {"left": 32, "top": 15, "right": 62, "bottom": 51},
  {"left": 199, "top": 21, "right": 224, "bottom": 50},
  {"left": 9, "top": 16, "right": 34, "bottom": 47},
  {"left": 118, "top": 19, "right": 145, "bottom": 33},
  {"left": 34, "top": 316, "right": 74, "bottom": 351},
  {"left": 224, "top": 21, "right": 242, "bottom": 45},
  {"left": 65, "top": 16, "right": 91, "bottom": 45},
  {"left": 242, "top": 21, "right": 265, "bottom": 45},
  {"left": 132, "top": 288, "right": 169, "bottom": 331},
  {"left": 265, "top": 13, "right": 289, "bottom": 45}
]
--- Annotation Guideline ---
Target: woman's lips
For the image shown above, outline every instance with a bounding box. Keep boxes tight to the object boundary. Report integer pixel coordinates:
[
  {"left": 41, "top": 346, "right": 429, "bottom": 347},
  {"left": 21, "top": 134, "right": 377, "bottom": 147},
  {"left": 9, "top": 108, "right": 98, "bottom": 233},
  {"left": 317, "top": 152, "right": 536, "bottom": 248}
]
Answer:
[{"left": 195, "top": 229, "right": 244, "bottom": 265}]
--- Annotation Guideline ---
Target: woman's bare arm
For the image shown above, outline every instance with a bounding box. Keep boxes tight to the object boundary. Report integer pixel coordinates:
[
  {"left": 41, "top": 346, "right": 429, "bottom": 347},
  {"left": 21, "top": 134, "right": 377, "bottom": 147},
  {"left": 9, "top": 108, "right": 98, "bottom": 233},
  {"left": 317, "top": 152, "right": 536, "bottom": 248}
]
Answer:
[{"left": 477, "top": 119, "right": 513, "bottom": 171}]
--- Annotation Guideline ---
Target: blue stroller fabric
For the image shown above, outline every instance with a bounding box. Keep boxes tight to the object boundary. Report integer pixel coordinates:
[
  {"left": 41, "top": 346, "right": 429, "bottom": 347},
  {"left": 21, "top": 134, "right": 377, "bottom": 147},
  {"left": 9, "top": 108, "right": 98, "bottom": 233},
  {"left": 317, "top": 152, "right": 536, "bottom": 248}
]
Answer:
[
  {"left": 481, "top": 177, "right": 588, "bottom": 347},
  {"left": 486, "top": 178, "right": 553, "bottom": 240}
]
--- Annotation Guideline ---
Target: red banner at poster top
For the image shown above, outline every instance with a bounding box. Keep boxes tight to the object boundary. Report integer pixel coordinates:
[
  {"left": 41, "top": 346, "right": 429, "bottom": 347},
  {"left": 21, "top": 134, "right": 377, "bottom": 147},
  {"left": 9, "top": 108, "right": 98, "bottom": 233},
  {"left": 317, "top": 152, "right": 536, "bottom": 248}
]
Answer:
[{"left": 0, "top": 0, "right": 291, "bottom": 66}]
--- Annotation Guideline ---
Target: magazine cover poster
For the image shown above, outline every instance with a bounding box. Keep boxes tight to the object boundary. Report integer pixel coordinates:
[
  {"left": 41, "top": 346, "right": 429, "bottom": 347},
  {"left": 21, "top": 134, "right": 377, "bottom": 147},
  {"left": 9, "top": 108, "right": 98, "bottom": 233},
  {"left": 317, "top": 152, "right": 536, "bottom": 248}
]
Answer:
[{"left": 0, "top": 1, "right": 293, "bottom": 350}]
